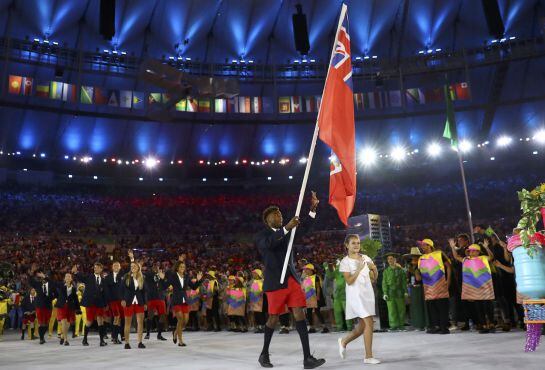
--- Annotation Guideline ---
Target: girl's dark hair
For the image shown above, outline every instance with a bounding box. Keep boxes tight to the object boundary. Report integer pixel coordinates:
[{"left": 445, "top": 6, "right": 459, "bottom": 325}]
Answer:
[
  {"left": 173, "top": 261, "right": 186, "bottom": 274},
  {"left": 344, "top": 234, "right": 360, "bottom": 246}
]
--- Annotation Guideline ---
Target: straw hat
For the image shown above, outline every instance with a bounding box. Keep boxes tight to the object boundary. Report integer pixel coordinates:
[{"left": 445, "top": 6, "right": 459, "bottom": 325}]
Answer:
[{"left": 403, "top": 247, "right": 423, "bottom": 259}]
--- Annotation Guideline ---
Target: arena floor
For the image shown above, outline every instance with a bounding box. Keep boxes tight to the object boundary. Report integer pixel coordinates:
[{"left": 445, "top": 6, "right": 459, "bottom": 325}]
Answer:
[{"left": 0, "top": 329, "right": 543, "bottom": 369}]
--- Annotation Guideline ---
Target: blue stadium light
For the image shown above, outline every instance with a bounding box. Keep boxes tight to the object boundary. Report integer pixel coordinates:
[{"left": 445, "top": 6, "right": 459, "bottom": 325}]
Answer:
[
  {"left": 294, "top": 59, "right": 300, "bottom": 64},
  {"left": 299, "top": 157, "right": 307, "bottom": 164},
  {"left": 500, "top": 38, "right": 506, "bottom": 42},
  {"left": 360, "top": 148, "right": 377, "bottom": 166},
  {"left": 364, "top": 56, "right": 370, "bottom": 60},
  {"left": 497, "top": 135, "right": 513, "bottom": 147},
  {"left": 52, "top": 41, "right": 59, "bottom": 46},
  {"left": 43, "top": 40, "right": 49, "bottom": 44},
  {"left": 418, "top": 51, "right": 425, "bottom": 54},
  {"left": 459, "top": 140, "right": 473, "bottom": 153},
  {"left": 33, "top": 38, "right": 40, "bottom": 43},
  {"left": 435, "top": 48, "right": 442, "bottom": 52},
  {"left": 248, "top": 60, "right": 254, "bottom": 63},
  {"left": 231, "top": 59, "right": 237, "bottom": 63},
  {"left": 491, "top": 39, "right": 498, "bottom": 44},
  {"left": 121, "top": 51, "right": 127, "bottom": 55},
  {"left": 390, "top": 147, "right": 406, "bottom": 162},
  {"left": 112, "top": 50, "right": 118, "bottom": 54},
  {"left": 509, "top": 36, "right": 516, "bottom": 40},
  {"left": 240, "top": 59, "right": 245, "bottom": 63},
  {"left": 533, "top": 129, "right": 545, "bottom": 144},
  {"left": 16, "top": 151, "right": 21, "bottom": 155},
  {"left": 64, "top": 155, "right": 69, "bottom": 160},
  {"left": 103, "top": 49, "right": 109, "bottom": 53},
  {"left": 185, "top": 57, "right": 191, "bottom": 61},
  {"left": 169, "top": 56, "right": 174, "bottom": 60},
  {"left": 23, "top": 168, "right": 27, "bottom": 171},
  {"left": 302, "top": 59, "right": 307, "bottom": 63},
  {"left": 372, "top": 55, "right": 377, "bottom": 59},
  {"left": 355, "top": 56, "right": 362, "bottom": 61},
  {"left": 310, "top": 59, "right": 316, "bottom": 62},
  {"left": 426, "top": 143, "right": 442, "bottom": 157},
  {"left": 40, "top": 153, "right": 46, "bottom": 158},
  {"left": 177, "top": 56, "right": 183, "bottom": 60},
  {"left": 427, "top": 49, "right": 433, "bottom": 54}
]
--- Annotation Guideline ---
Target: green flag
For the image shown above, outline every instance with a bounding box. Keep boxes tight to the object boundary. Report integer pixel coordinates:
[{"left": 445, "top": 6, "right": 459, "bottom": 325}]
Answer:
[{"left": 443, "top": 84, "right": 458, "bottom": 149}]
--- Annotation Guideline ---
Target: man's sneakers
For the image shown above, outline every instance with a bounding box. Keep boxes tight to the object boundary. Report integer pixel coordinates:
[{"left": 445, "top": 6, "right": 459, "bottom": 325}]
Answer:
[
  {"left": 364, "top": 358, "right": 381, "bottom": 365},
  {"left": 303, "top": 356, "right": 326, "bottom": 369},
  {"left": 258, "top": 353, "right": 273, "bottom": 368},
  {"left": 338, "top": 338, "right": 346, "bottom": 359}
]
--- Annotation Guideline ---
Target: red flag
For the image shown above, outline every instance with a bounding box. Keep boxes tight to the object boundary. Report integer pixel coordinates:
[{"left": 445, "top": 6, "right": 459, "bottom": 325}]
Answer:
[{"left": 317, "top": 6, "right": 356, "bottom": 226}]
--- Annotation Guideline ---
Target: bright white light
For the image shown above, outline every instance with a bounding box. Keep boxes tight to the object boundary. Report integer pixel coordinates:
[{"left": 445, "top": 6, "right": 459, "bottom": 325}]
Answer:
[
  {"left": 144, "top": 157, "right": 158, "bottom": 169},
  {"left": 139, "top": 177, "right": 143, "bottom": 181},
  {"left": 81, "top": 156, "right": 92, "bottom": 163},
  {"left": 459, "top": 140, "right": 473, "bottom": 153},
  {"left": 64, "top": 155, "right": 69, "bottom": 159},
  {"left": 23, "top": 168, "right": 27, "bottom": 171},
  {"left": 117, "top": 159, "right": 122, "bottom": 165},
  {"left": 40, "top": 153, "right": 46, "bottom": 158},
  {"left": 390, "top": 147, "right": 406, "bottom": 162},
  {"left": 202, "top": 178, "right": 207, "bottom": 182},
  {"left": 533, "top": 129, "right": 545, "bottom": 144},
  {"left": 533, "top": 151, "right": 538, "bottom": 155},
  {"left": 289, "top": 176, "right": 293, "bottom": 179},
  {"left": 223, "top": 178, "right": 228, "bottom": 182},
  {"left": 490, "top": 157, "right": 495, "bottom": 161},
  {"left": 360, "top": 148, "right": 377, "bottom": 166},
  {"left": 267, "top": 177, "right": 272, "bottom": 181},
  {"left": 159, "top": 178, "right": 163, "bottom": 182},
  {"left": 497, "top": 135, "right": 512, "bottom": 147},
  {"left": 93, "top": 176, "right": 98, "bottom": 180},
  {"left": 299, "top": 157, "right": 307, "bottom": 164},
  {"left": 427, "top": 143, "right": 442, "bottom": 157},
  {"left": 68, "top": 174, "right": 73, "bottom": 178}
]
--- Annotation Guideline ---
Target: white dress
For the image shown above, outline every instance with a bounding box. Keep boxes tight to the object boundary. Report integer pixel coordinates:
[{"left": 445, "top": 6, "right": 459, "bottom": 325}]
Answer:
[{"left": 339, "top": 254, "right": 376, "bottom": 319}]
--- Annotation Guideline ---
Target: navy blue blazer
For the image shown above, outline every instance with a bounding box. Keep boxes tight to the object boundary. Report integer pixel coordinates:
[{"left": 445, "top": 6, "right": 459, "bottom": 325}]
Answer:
[
  {"left": 29, "top": 278, "right": 56, "bottom": 309},
  {"left": 255, "top": 212, "right": 316, "bottom": 292},
  {"left": 164, "top": 271, "right": 200, "bottom": 306},
  {"left": 73, "top": 273, "right": 107, "bottom": 308},
  {"left": 121, "top": 274, "right": 147, "bottom": 306}
]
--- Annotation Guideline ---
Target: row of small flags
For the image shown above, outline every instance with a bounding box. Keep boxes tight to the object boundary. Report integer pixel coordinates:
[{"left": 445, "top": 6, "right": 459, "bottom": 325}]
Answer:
[
  {"left": 8, "top": 75, "right": 470, "bottom": 113},
  {"left": 279, "top": 83, "right": 471, "bottom": 113}
]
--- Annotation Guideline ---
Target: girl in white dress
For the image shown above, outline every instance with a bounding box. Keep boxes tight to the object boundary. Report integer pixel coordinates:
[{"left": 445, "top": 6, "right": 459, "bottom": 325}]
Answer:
[{"left": 337, "top": 234, "right": 380, "bottom": 364}]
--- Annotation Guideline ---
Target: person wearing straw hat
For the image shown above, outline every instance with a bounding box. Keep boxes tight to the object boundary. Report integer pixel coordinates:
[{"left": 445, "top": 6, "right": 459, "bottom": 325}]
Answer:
[
  {"left": 417, "top": 238, "right": 452, "bottom": 334},
  {"left": 204, "top": 270, "right": 221, "bottom": 332},
  {"left": 382, "top": 252, "right": 407, "bottom": 331},
  {"left": 403, "top": 247, "right": 427, "bottom": 331},
  {"left": 249, "top": 269, "right": 266, "bottom": 334},
  {"left": 449, "top": 239, "right": 496, "bottom": 333}
]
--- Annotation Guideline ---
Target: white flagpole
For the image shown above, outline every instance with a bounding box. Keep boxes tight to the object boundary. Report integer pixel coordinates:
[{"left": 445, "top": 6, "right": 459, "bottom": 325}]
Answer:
[{"left": 280, "top": 3, "right": 348, "bottom": 284}]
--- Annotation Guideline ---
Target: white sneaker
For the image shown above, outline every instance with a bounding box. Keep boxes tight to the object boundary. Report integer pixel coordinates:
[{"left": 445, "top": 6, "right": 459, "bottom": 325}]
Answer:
[
  {"left": 364, "top": 358, "right": 381, "bottom": 364},
  {"left": 338, "top": 338, "right": 346, "bottom": 359}
]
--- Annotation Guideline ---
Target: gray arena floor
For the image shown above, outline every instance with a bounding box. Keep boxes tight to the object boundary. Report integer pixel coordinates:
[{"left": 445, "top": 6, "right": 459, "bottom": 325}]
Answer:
[{"left": 0, "top": 329, "right": 543, "bottom": 369}]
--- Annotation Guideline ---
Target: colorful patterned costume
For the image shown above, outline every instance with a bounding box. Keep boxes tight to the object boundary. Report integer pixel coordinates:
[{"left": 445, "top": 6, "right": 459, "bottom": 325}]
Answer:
[
  {"left": 461, "top": 256, "right": 495, "bottom": 300},
  {"left": 418, "top": 251, "right": 449, "bottom": 300}
]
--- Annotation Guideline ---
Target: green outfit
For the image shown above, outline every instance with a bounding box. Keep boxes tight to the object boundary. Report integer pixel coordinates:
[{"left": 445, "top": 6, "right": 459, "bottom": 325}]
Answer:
[
  {"left": 325, "top": 264, "right": 353, "bottom": 331},
  {"left": 382, "top": 266, "right": 407, "bottom": 330},
  {"left": 407, "top": 268, "right": 427, "bottom": 330}
]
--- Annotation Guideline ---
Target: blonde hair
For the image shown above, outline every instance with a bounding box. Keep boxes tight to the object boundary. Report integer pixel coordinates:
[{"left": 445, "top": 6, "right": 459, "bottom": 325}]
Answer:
[{"left": 125, "top": 262, "right": 144, "bottom": 289}]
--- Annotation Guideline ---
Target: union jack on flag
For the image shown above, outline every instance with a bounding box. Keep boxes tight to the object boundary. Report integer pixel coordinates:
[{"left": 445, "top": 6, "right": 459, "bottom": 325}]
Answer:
[{"left": 318, "top": 4, "right": 356, "bottom": 226}]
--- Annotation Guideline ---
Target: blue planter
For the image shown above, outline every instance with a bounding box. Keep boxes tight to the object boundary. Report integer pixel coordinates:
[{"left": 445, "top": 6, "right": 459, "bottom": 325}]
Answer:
[{"left": 513, "top": 245, "right": 545, "bottom": 299}]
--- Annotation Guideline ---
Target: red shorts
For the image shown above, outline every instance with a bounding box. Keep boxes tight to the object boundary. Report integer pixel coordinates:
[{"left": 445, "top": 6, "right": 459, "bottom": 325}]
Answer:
[
  {"left": 265, "top": 276, "right": 307, "bottom": 315},
  {"left": 109, "top": 300, "right": 124, "bottom": 317},
  {"left": 36, "top": 307, "right": 52, "bottom": 325},
  {"left": 172, "top": 304, "right": 189, "bottom": 314},
  {"left": 57, "top": 305, "right": 76, "bottom": 323},
  {"left": 23, "top": 313, "right": 36, "bottom": 325},
  {"left": 102, "top": 306, "right": 111, "bottom": 318},
  {"left": 124, "top": 304, "right": 145, "bottom": 317},
  {"left": 85, "top": 306, "right": 105, "bottom": 322},
  {"left": 147, "top": 299, "right": 167, "bottom": 315}
]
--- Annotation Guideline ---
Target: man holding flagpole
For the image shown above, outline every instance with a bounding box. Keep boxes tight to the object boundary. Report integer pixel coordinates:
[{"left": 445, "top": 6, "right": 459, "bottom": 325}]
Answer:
[{"left": 256, "top": 2, "right": 355, "bottom": 368}]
